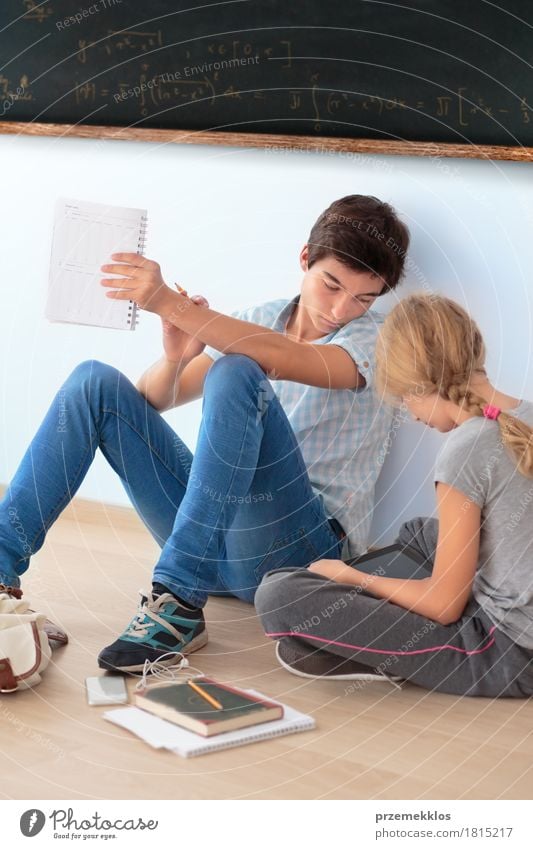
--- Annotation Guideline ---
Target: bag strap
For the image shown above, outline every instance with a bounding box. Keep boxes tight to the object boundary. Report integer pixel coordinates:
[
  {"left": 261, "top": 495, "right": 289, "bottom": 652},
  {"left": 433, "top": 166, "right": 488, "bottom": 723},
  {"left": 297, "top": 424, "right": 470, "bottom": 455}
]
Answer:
[
  {"left": 0, "top": 658, "right": 18, "bottom": 692},
  {"left": 0, "top": 583, "right": 23, "bottom": 599},
  {"left": 43, "top": 619, "right": 68, "bottom": 646}
]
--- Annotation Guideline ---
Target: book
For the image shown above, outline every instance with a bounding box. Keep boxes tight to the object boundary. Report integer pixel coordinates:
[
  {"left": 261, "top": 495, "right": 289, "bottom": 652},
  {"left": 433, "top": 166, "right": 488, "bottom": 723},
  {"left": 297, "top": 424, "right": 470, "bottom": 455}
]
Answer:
[
  {"left": 104, "top": 689, "right": 315, "bottom": 757},
  {"left": 134, "top": 676, "right": 284, "bottom": 737},
  {"left": 46, "top": 197, "right": 148, "bottom": 330}
]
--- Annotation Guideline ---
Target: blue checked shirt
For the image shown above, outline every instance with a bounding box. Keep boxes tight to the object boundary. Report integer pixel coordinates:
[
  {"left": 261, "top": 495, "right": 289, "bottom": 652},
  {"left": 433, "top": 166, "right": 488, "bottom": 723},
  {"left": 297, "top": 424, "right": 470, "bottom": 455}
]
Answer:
[{"left": 203, "top": 295, "right": 392, "bottom": 559}]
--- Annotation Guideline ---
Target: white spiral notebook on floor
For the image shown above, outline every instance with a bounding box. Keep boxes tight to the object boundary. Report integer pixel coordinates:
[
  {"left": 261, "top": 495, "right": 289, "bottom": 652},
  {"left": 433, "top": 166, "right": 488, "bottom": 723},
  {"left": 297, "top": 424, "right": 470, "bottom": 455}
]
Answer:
[
  {"left": 103, "top": 690, "right": 315, "bottom": 758},
  {"left": 46, "top": 198, "right": 147, "bottom": 331}
]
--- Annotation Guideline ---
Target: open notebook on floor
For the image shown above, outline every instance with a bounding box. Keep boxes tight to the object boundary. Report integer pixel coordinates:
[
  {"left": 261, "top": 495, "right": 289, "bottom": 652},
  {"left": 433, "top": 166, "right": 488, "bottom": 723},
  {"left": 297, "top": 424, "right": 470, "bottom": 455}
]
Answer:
[
  {"left": 46, "top": 197, "right": 148, "bottom": 330},
  {"left": 103, "top": 689, "right": 315, "bottom": 758}
]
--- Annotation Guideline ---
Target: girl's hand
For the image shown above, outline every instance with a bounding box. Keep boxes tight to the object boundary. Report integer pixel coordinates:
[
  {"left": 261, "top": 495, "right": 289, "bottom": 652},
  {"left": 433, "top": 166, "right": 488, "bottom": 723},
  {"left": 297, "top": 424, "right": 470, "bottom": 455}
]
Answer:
[
  {"left": 162, "top": 290, "right": 210, "bottom": 364},
  {"left": 100, "top": 253, "right": 176, "bottom": 315},
  {"left": 307, "top": 559, "right": 356, "bottom": 582}
]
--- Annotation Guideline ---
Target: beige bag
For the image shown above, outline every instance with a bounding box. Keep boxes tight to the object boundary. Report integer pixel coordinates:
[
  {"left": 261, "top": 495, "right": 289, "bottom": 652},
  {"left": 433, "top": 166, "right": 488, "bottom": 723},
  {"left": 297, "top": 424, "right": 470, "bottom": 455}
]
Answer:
[{"left": 0, "top": 584, "right": 67, "bottom": 693}]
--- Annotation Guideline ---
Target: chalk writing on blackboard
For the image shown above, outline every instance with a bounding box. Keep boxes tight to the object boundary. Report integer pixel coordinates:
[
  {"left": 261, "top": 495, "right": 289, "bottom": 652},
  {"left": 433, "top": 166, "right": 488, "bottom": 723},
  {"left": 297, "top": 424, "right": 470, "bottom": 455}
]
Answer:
[
  {"left": 5, "top": 3, "right": 533, "bottom": 149},
  {"left": 23, "top": 0, "right": 54, "bottom": 23}
]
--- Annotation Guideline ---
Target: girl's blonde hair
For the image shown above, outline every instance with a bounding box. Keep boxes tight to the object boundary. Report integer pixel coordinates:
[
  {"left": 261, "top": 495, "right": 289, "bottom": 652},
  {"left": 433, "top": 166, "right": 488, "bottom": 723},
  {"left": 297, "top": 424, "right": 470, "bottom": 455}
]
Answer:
[{"left": 375, "top": 292, "right": 533, "bottom": 477}]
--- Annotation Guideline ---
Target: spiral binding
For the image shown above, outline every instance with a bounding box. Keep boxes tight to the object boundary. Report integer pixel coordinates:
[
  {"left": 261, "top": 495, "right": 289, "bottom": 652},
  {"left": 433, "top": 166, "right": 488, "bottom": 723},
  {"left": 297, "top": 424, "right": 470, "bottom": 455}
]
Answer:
[{"left": 126, "top": 212, "right": 148, "bottom": 331}]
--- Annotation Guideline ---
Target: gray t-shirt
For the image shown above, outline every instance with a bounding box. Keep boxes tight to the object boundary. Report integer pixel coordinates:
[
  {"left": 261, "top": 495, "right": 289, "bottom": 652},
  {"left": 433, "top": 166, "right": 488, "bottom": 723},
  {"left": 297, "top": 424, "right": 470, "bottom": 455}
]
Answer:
[{"left": 434, "top": 399, "right": 533, "bottom": 649}]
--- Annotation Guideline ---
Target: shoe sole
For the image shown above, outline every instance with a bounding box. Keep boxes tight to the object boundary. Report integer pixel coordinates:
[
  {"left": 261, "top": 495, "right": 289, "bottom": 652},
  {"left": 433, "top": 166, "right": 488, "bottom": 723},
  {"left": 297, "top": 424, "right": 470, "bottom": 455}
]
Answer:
[
  {"left": 275, "top": 642, "right": 402, "bottom": 682},
  {"left": 98, "top": 629, "right": 209, "bottom": 674}
]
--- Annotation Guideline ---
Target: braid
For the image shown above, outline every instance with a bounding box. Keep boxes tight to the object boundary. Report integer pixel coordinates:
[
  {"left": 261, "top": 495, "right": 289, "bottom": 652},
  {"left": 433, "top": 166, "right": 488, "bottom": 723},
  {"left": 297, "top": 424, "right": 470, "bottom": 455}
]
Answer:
[
  {"left": 376, "top": 292, "right": 533, "bottom": 478},
  {"left": 497, "top": 410, "right": 533, "bottom": 478},
  {"left": 444, "top": 380, "right": 486, "bottom": 417},
  {"left": 446, "top": 380, "right": 533, "bottom": 478}
]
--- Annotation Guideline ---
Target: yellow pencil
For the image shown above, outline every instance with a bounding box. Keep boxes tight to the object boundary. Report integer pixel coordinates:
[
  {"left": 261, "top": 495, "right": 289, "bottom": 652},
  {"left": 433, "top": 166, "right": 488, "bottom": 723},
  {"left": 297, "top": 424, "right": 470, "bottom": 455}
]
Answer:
[{"left": 187, "top": 678, "right": 223, "bottom": 710}]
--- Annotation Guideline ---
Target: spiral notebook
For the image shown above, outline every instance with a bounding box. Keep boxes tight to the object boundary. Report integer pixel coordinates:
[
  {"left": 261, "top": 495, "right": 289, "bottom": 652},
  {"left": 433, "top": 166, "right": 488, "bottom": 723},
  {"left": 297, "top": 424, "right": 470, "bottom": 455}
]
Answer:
[
  {"left": 103, "top": 690, "right": 315, "bottom": 758},
  {"left": 46, "top": 198, "right": 147, "bottom": 331}
]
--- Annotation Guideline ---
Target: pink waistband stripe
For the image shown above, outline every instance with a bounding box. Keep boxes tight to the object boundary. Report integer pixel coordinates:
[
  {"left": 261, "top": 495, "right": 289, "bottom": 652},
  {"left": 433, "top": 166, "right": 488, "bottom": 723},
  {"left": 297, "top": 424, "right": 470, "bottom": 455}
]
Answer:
[{"left": 265, "top": 626, "right": 498, "bottom": 657}]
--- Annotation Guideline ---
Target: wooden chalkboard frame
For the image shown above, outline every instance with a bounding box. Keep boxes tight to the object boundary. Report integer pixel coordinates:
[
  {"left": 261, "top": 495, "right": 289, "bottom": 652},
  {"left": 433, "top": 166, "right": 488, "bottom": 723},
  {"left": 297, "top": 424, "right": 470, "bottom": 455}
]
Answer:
[{"left": 1, "top": 121, "right": 532, "bottom": 161}]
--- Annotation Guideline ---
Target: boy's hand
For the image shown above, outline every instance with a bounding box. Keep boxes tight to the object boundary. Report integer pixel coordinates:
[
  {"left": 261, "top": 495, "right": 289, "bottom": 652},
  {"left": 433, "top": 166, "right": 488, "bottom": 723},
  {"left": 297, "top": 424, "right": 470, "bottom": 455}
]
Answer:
[
  {"left": 100, "top": 253, "right": 177, "bottom": 315},
  {"left": 162, "top": 289, "right": 209, "bottom": 364}
]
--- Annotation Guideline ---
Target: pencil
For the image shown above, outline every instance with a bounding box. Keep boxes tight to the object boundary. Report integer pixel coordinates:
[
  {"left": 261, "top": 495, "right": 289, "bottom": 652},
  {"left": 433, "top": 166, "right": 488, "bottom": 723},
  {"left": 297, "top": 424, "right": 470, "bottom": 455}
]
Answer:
[{"left": 187, "top": 678, "right": 223, "bottom": 710}]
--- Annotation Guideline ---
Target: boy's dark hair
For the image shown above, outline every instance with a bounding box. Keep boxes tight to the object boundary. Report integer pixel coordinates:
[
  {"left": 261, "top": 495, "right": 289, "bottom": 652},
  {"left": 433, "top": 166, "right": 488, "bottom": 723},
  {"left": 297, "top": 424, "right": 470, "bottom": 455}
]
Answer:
[{"left": 307, "top": 194, "right": 410, "bottom": 291}]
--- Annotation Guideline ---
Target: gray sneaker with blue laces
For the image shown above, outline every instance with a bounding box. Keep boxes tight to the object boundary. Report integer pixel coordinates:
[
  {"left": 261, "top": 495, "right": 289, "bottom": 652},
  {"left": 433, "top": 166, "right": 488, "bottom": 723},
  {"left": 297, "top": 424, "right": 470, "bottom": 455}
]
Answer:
[{"left": 98, "top": 590, "right": 208, "bottom": 673}]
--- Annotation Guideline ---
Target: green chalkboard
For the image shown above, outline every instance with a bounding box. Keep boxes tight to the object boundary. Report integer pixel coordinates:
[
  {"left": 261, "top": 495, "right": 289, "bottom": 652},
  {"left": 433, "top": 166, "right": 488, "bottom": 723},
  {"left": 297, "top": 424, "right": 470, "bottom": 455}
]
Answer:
[{"left": 0, "top": 0, "right": 531, "bottom": 148}]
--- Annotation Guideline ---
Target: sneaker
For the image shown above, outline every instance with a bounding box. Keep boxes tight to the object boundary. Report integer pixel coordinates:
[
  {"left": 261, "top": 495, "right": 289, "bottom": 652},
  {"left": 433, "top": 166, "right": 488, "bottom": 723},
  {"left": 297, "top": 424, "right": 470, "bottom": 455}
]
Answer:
[
  {"left": 98, "top": 590, "right": 208, "bottom": 673},
  {"left": 275, "top": 638, "right": 402, "bottom": 684}
]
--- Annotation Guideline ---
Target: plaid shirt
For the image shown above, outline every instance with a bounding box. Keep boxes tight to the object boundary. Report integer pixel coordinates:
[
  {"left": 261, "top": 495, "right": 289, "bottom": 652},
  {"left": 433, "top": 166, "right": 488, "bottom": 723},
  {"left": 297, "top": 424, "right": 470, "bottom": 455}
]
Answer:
[{"left": 203, "top": 295, "right": 392, "bottom": 559}]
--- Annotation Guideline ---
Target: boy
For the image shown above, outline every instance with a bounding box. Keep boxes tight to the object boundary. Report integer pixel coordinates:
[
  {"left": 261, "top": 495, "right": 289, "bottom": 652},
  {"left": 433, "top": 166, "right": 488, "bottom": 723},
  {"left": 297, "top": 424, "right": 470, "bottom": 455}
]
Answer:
[{"left": 0, "top": 194, "right": 409, "bottom": 672}]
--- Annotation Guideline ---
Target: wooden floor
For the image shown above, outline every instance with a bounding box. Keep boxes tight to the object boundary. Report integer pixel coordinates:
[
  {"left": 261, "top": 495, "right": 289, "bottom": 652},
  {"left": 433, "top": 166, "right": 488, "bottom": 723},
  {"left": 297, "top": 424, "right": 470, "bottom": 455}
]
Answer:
[{"left": 1, "top": 497, "right": 533, "bottom": 801}]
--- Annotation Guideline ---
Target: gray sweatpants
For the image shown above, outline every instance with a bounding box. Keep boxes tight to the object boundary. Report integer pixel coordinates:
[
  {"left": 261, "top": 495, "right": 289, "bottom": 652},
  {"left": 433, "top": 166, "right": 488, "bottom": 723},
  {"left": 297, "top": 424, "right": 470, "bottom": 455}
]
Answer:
[{"left": 255, "top": 517, "right": 533, "bottom": 697}]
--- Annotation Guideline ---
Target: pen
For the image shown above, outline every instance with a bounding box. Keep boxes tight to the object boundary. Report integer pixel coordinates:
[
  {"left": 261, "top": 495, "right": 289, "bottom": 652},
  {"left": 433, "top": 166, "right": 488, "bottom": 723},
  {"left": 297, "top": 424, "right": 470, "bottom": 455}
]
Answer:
[{"left": 187, "top": 679, "right": 223, "bottom": 710}]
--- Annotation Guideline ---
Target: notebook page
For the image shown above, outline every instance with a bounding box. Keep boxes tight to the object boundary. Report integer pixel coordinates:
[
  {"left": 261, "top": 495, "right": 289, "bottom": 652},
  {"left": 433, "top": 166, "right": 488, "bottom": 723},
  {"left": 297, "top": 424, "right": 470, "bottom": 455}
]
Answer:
[{"left": 46, "top": 198, "right": 147, "bottom": 330}]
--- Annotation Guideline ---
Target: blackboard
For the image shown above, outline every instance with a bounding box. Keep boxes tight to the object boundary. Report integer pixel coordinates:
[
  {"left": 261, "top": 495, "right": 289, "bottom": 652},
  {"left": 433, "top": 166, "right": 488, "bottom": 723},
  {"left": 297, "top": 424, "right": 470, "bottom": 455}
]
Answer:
[{"left": 1, "top": 0, "right": 532, "bottom": 157}]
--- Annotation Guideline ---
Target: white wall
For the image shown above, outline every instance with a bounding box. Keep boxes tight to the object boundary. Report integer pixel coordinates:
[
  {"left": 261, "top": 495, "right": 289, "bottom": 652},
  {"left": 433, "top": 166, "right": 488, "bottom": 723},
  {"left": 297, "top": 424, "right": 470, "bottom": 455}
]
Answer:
[{"left": 1, "top": 132, "right": 532, "bottom": 545}]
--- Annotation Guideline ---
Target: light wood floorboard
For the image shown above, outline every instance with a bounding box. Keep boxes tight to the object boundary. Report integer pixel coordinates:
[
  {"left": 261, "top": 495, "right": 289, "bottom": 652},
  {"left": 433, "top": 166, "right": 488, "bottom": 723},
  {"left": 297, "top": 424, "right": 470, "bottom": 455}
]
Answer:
[{"left": 1, "top": 498, "right": 532, "bottom": 800}]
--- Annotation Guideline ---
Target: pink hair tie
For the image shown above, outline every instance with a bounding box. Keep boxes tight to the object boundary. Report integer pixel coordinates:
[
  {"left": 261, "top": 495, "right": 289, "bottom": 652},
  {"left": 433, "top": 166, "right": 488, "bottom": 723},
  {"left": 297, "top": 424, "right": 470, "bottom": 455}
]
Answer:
[{"left": 483, "top": 404, "right": 501, "bottom": 420}]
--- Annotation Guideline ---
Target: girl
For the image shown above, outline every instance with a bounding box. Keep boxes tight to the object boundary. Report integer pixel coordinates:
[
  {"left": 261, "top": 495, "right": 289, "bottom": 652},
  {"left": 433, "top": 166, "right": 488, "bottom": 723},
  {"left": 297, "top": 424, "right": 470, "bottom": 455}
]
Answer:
[
  {"left": 0, "top": 194, "right": 409, "bottom": 673},
  {"left": 257, "top": 293, "right": 533, "bottom": 697}
]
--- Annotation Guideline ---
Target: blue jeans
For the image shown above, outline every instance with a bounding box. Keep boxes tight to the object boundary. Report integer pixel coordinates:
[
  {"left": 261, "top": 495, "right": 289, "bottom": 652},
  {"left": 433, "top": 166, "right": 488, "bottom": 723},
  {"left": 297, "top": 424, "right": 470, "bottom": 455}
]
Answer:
[{"left": 0, "top": 355, "right": 343, "bottom": 607}]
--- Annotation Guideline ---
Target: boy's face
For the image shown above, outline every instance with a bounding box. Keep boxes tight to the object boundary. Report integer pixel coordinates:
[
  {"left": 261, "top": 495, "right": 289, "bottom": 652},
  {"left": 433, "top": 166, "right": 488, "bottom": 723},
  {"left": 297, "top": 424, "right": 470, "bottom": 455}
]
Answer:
[{"left": 299, "top": 245, "right": 384, "bottom": 335}]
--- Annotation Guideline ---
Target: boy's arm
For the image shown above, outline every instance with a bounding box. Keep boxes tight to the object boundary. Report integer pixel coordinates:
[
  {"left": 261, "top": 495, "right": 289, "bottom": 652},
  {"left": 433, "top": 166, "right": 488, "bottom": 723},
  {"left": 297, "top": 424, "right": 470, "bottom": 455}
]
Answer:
[
  {"left": 160, "top": 298, "right": 364, "bottom": 390},
  {"left": 101, "top": 256, "right": 365, "bottom": 390},
  {"left": 136, "top": 352, "right": 213, "bottom": 411},
  {"left": 308, "top": 483, "right": 481, "bottom": 625}
]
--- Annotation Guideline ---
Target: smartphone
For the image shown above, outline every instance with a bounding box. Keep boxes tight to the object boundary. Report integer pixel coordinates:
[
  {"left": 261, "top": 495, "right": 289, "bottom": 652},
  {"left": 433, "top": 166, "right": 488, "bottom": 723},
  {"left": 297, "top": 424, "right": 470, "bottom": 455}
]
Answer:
[{"left": 85, "top": 675, "right": 129, "bottom": 706}]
